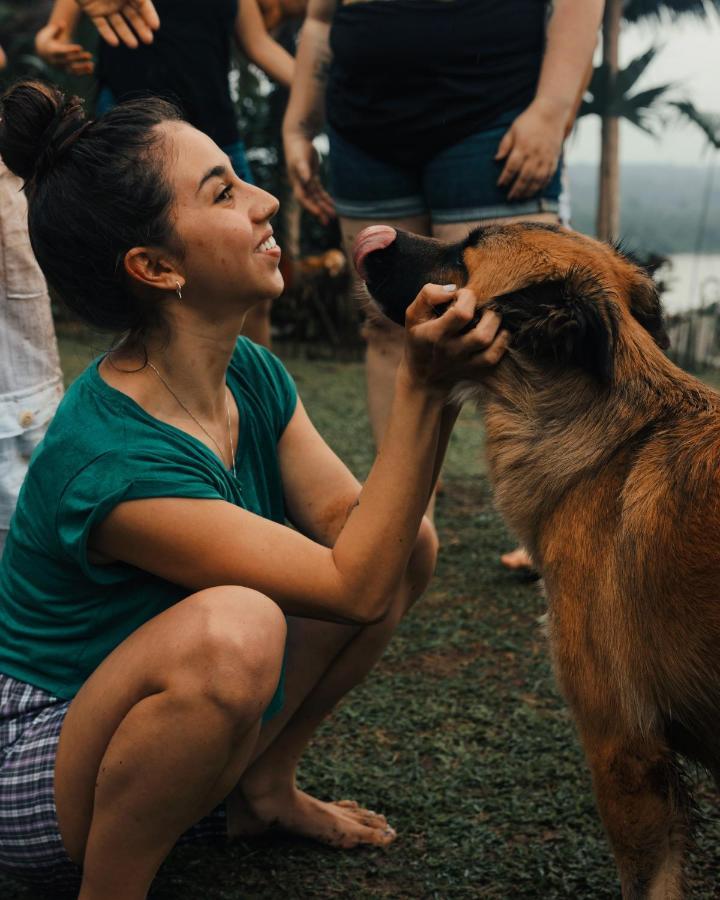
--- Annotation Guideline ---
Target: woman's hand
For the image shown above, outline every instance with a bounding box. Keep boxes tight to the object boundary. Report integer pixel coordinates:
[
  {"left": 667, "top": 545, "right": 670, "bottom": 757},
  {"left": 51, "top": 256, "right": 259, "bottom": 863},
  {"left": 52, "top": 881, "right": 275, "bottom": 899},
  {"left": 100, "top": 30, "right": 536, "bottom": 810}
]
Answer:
[
  {"left": 495, "top": 97, "right": 567, "bottom": 201},
  {"left": 35, "top": 23, "right": 94, "bottom": 75},
  {"left": 400, "top": 284, "right": 509, "bottom": 394},
  {"left": 284, "top": 130, "right": 336, "bottom": 225}
]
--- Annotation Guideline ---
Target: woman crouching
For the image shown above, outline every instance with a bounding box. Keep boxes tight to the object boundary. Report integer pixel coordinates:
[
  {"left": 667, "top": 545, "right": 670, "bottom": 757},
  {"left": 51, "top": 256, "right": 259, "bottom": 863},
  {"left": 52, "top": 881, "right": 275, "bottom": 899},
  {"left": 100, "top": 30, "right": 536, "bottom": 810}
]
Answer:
[{"left": 0, "top": 81, "right": 507, "bottom": 899}]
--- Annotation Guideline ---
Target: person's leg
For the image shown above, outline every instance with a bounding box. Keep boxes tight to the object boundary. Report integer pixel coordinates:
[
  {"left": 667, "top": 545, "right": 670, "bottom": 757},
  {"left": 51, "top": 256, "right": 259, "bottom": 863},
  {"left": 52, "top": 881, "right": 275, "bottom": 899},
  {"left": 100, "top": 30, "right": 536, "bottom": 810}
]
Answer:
[
  {"left": 242, "top": 298, "right": 273, "bottom": 348},
  {"left": 228, "top": 520, "right": 438, "bottom": 844},
  {"left": 338, "top": 213, "right": 431, "bottom": 444},
  {"left": 55, "top": 586, "right": 287, "bottom": 900}
]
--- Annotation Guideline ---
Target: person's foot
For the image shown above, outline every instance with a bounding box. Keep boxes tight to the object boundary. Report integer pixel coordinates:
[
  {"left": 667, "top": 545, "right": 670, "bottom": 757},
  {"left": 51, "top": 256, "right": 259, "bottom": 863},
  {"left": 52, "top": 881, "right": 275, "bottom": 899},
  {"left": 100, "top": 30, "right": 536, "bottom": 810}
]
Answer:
[
  {"left": 500, "top": 546, "right": 534, "bottom": 571},
  {"left": 227, "top": 785, "right": 397, "bottom": 849}
]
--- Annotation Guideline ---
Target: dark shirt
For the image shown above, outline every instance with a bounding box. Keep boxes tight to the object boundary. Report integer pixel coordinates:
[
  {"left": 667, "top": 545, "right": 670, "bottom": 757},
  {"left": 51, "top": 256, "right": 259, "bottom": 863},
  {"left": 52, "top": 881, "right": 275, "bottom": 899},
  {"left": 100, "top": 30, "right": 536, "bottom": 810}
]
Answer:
[
  {"left": 326, "top": 0, "right": 548, "bottom": 167},
  {"left": 97, "top": 0, "right": 240, "bottom": 147}
]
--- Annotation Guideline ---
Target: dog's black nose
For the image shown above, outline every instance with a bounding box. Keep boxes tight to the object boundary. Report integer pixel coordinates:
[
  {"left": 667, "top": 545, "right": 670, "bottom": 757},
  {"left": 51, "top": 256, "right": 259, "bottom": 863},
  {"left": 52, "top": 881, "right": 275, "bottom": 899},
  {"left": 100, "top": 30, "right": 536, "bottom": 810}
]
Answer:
[{"left": 352, "top": 225, "right": 397, "bottom": 281}]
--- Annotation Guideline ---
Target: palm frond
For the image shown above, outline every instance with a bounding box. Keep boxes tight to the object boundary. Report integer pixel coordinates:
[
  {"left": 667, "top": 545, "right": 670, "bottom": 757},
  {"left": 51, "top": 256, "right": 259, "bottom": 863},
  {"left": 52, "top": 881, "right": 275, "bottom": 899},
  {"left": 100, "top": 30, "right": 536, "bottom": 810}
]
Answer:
[
  {"left": 669, "top": 100, "right": 720, "bottom": 148},
  {"left": 623, "top": 0, "right": 720, "bottom": 24}
]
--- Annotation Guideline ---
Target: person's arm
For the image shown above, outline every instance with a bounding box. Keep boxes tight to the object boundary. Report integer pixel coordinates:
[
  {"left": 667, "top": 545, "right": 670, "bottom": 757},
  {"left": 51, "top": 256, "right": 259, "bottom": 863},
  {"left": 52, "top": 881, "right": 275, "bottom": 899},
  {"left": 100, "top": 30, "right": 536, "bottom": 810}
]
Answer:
[
  {"left": 282, "top": 0, "right": 336, "bottom": 224},
  {"left": 496, "top": 0, "right": 604, "bottom": 200},
  {"left": 0, "top": 43, "right": 6, "bottom": 70},
  {"left": 35, "top": 0, "right": 94, "bottom": 76},
  {"left": 91, "top": 292, "right": 507, "bottom": 626},
  {"left": 235, "top": 0, "right": 294, "bottom": 89}
]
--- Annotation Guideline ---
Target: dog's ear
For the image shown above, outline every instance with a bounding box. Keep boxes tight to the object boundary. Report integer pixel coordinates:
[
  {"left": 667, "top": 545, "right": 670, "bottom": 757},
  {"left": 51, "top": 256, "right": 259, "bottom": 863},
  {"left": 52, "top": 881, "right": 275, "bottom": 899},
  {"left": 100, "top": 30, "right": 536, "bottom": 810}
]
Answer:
[
  {"left": 490, "top": 267, "right": 619, "bottom": 382},
  {"left": 627, "top": 271, "right": 670, "bottom": 350}
]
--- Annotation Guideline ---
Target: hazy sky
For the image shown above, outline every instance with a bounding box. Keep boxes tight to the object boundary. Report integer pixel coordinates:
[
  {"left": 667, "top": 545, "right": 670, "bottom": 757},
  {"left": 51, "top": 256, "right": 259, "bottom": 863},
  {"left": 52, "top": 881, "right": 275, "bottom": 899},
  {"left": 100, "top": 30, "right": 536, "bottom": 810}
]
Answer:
[{"left": 566, "top": 9, "right": 720, "bottom": 166}]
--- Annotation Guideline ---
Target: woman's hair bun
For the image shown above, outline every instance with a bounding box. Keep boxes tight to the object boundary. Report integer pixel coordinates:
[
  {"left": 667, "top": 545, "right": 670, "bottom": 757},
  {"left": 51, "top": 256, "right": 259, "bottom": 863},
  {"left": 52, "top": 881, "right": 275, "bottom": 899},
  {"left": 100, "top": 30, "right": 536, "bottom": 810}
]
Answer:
[{"left": 0, "top": 80, "right": 87, "bottom": 183}]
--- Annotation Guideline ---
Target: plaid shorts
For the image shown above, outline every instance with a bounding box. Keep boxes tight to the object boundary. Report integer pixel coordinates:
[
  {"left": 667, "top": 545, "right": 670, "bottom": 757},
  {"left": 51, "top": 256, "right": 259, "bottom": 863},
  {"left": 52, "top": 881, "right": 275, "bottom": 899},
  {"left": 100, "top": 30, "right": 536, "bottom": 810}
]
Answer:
[{"left": 0, "top": 672, "right": 228, "bottom": 892}]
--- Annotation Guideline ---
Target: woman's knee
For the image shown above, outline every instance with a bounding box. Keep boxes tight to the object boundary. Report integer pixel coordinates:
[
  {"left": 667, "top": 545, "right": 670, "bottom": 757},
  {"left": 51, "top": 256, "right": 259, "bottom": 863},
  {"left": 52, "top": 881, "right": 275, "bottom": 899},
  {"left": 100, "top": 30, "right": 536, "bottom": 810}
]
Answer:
[{"left": 176, "top": 587, "right": 286, "bottom": 715}]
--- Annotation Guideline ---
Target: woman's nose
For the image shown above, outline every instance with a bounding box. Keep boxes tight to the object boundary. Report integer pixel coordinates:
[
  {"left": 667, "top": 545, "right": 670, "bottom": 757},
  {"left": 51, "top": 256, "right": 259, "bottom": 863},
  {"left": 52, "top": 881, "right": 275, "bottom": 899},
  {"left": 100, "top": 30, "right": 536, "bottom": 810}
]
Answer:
[{"left": 250, "top": 186, "right": 280, "bottom": 222}]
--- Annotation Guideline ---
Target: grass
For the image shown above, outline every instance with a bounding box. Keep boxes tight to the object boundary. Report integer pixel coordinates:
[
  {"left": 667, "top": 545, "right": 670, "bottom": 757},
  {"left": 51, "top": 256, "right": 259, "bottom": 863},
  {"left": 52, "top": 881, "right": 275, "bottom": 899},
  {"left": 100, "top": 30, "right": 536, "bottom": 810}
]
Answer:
[{"left": 2, "top": 332, "right": 719, "bottom": 899}]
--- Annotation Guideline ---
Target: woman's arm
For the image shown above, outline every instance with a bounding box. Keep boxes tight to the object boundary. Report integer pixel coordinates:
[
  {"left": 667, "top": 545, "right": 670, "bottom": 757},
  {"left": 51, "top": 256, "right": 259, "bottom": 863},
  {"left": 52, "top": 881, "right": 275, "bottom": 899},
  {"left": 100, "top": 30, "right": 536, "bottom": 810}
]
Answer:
[
  {"left": 91, "top": 292, "right": 506, "bottom": 626},
  {"left": 282, "top": 0, "right": 336, "bottom": 223},
  {"left": 496, "top": 0, "right": 604, "bottom": 200},
  {"left": 235, "top": 0, "right": 294, "bottom": 89}
]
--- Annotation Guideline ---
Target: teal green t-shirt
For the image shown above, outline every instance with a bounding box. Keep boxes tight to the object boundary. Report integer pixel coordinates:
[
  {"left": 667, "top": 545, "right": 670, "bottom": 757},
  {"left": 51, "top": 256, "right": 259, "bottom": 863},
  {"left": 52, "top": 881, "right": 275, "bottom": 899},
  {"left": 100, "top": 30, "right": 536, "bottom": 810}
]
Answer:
[{"left": 0, "top": 338, "right": 297, "bottom": 715}]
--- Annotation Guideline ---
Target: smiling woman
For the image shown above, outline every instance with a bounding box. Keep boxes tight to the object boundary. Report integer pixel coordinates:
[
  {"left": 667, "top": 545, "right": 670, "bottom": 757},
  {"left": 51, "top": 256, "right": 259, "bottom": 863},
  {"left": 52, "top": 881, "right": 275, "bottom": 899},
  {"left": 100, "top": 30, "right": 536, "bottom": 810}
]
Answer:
[{"left": 0, "top": 81, "right": 509, "bottom": 899}]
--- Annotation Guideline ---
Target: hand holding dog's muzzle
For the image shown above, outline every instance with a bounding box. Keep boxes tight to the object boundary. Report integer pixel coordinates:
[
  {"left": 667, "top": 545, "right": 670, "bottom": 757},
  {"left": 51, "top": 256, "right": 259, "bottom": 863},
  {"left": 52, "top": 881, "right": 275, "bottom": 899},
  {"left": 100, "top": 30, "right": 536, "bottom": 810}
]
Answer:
[{"left": 401, "top": 283, "right": 510, "bottom": 393}]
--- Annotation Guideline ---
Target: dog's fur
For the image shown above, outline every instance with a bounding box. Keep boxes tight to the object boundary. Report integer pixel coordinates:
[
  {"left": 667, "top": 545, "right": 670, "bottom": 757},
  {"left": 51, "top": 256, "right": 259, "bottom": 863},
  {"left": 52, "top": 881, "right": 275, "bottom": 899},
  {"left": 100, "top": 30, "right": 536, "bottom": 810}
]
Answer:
[{"left": 361, "top": 223, "right": 720, "bottom": 899}]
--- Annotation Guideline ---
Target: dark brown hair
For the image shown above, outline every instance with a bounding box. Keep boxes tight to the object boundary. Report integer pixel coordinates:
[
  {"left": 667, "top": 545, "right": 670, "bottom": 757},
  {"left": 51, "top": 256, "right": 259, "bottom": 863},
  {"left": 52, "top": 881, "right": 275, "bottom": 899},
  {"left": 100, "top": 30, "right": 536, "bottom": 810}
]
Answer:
[{"left": 0, "top": 80, "right": 183, "bottom": 338}]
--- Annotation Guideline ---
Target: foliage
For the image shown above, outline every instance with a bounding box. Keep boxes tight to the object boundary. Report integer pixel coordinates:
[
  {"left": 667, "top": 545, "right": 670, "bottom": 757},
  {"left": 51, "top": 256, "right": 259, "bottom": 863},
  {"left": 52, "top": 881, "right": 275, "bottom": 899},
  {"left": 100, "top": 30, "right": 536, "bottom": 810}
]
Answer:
[
  {"left": 669, "top": 101, "right": 720, "bottom": 150},
  {"left": 623, "top": 0, "right": 720, "bottom": 23},
  {"left": 580, "top": 45, "right": 673, "bottom": 135}
]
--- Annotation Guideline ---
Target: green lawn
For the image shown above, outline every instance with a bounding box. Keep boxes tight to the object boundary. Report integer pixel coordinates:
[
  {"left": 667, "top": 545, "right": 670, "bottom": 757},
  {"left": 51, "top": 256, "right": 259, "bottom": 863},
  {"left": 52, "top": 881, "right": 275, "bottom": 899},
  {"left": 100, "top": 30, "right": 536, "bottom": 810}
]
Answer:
[{"left": 2, "top": 333, "right": 719, "bottom": 899}]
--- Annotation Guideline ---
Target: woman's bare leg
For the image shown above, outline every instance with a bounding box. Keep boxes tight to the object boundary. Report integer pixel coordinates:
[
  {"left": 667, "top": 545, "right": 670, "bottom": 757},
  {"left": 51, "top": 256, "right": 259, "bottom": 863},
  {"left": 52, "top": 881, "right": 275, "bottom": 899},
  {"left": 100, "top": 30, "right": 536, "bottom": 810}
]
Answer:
[
  {"left": 228, "top": 522, "right": 438, "bottom": 846},
  {"left": 55, "top": 587, "right": 286, "bottom": 900}
]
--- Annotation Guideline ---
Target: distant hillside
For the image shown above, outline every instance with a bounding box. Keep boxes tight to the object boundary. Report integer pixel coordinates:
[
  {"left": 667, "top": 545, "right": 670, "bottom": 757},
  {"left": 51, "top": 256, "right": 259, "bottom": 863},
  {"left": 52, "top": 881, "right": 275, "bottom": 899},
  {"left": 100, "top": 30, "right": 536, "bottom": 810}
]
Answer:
[{"left": 567, "top": 163, "right": 720, "bottom": 256}]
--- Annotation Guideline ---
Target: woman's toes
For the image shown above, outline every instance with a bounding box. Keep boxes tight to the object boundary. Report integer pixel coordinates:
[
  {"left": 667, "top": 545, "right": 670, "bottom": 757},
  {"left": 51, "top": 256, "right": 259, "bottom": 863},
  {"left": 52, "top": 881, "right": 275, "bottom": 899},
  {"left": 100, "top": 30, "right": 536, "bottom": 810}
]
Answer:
[{"left": 335, "top": 799, "right": 360, "bottom": 809}]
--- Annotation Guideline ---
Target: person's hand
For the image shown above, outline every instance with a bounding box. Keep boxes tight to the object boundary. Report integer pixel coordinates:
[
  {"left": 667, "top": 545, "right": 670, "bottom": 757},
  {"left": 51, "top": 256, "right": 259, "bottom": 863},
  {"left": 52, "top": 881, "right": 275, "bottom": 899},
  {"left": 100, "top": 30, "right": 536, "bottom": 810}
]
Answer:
[
  {"left": 0, "top": 43, "right": 6, "bottom": 71},
  {"left": 76, "top": 0, "right": 160, "bottom": 48},
  {"left": 35, "top": 23, "right": 94, "bottom": 75},
  {"left": 284, "top": 131, "right": 336, "bottom": 225},
  {"left": 400, "top": 284, "right": 509, "bottom": 395},
  {"left": 495, "top": 97, "right": 568, "bottom": 201}
]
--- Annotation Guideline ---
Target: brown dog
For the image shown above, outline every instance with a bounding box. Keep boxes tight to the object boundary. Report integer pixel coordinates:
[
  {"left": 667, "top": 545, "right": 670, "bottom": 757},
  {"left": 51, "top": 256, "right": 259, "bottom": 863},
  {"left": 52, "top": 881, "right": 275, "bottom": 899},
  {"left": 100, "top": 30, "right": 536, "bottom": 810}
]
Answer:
[{"left": 354, "top": 222, "right": 720, "bottom": 899}]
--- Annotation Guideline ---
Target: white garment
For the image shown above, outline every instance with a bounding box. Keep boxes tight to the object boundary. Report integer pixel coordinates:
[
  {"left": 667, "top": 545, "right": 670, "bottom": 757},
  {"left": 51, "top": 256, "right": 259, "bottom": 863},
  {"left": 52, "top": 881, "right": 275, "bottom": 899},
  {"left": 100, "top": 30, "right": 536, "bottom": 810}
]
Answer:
[{"left": 0, "top": 160, "right": 63, "bottom": 541}]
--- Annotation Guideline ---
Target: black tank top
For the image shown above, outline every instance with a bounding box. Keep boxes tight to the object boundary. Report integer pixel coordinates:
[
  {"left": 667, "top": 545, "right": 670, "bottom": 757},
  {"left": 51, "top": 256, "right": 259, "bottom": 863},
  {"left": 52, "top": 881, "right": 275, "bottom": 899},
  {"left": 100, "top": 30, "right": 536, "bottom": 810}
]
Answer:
[
  {"left": 327, "top": 0, "right": 548, "bottom": 167},
  {"left": 97, "top": 0, "right": 239, "bottom": 147}
]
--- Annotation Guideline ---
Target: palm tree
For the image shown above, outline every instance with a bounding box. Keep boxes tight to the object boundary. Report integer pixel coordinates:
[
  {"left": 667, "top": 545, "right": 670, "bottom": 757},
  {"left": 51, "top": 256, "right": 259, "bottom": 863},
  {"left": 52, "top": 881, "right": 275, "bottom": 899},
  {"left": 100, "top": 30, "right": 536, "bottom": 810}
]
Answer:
[{"left": 593, "top": 0, "right": 720, "bottom": 242}]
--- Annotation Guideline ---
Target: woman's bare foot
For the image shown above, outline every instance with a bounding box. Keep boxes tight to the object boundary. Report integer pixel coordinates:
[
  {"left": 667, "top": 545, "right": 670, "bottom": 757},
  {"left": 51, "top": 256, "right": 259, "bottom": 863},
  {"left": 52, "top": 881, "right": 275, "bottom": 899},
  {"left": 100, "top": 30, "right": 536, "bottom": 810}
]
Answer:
[
  {"left": 500, "top": 546, "right": 534, "bottom": 571},
  {"left": 227, "top": 785, "right": 397, "bottom": 849}
]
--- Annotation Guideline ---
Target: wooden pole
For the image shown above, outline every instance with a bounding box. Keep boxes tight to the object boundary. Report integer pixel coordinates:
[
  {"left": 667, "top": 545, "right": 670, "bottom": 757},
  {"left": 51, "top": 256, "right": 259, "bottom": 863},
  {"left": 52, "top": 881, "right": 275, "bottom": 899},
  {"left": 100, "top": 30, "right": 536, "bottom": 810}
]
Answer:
[{"left": 596, "top": 0, "right": 621, "bottom": 242}]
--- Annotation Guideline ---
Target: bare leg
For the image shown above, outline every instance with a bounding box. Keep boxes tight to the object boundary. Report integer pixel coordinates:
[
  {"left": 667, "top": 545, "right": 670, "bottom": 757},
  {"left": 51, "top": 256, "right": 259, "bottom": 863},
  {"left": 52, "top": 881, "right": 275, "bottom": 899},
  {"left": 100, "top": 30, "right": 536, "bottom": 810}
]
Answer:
[
  {"left": 228, "top": 522, "right": 438, "bottom": 847},
  {"left": 339, "top": 214, "right": 440, "bottom": 516},
  {"left": 241, "top": 298, "right": 273, "bottom": 348},
  {"left": 55, "top": 587, "right": 287, "bottom": 900}
]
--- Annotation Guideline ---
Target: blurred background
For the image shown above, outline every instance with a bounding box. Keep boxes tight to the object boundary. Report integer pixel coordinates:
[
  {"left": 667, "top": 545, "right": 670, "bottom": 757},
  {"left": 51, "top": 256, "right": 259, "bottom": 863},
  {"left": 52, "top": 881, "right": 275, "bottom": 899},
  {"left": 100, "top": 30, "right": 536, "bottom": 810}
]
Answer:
[{"left": 1, "top": 0, "right": 719, "bottom": 366}]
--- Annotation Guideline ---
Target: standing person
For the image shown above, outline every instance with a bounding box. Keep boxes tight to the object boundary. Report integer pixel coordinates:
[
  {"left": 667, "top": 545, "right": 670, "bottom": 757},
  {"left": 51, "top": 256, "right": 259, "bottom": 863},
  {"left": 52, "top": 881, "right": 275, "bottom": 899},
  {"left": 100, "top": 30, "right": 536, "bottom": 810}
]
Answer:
[
  {"left": 283, "top": 0, "right": 602, "bottom": 555},
  {"left": 0, "top": 81, "right": 507, "bottom": 898},
  {"left": 1, "top": 1, "right": 158, "bottom": 559},
  {"left": 36, "top": 0, "right": 295, "bottom": 349},
  {"left": 0, "top": 45, "right": 63, "bottom": 559}
]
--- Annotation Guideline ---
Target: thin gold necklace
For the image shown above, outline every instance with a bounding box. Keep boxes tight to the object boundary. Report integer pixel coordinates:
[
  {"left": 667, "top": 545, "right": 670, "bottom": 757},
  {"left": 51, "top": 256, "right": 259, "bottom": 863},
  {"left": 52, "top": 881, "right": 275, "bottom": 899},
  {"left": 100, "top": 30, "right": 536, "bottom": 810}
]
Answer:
[{"left": 146, "top": 361, "right": 237, "bottom": 479}]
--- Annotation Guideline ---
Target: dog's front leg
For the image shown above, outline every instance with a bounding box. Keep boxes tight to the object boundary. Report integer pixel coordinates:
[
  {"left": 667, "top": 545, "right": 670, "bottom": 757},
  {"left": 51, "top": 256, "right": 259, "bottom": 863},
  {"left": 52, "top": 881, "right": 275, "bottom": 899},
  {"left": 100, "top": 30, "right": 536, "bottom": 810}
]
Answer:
[{"left": 577, "top": 727, "right": 689, "bottom": 900}]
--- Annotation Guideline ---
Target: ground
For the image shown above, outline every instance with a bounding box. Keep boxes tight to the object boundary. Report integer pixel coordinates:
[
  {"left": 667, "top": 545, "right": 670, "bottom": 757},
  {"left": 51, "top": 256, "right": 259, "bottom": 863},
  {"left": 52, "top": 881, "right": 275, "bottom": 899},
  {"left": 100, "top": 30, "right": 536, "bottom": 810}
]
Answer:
[{"left": 1, "top": 333, "right": 719, "bottom": 899}]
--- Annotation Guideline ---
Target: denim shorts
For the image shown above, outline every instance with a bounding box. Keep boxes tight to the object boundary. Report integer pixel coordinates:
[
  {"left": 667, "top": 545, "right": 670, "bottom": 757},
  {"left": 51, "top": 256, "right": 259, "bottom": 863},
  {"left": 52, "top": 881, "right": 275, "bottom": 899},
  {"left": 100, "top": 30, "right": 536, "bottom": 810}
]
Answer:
[
  {"left": 0, "top": 673, "right": 227, "bottom": 891},
  {"left": 327, "top": 112, "right": 562, "bottom": 223}
]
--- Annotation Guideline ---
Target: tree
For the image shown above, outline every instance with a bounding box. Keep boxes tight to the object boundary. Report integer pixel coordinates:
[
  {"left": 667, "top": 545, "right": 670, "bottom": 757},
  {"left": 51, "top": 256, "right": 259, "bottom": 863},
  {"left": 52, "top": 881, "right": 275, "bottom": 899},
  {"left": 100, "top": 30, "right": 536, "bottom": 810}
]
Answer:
[{"left": 591, "top": 0, "right": 720, "bottom": 242}]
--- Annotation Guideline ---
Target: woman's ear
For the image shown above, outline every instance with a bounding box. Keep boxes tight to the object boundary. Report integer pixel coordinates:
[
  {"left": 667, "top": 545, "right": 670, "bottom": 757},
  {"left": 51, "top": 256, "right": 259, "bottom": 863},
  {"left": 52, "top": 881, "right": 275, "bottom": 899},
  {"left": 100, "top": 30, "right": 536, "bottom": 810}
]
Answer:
[
  {"left": 491, "top": 267, "right": 620, "bottom": 383},
  {"left": 123, "top": 247, "right": 183, "bottom": 295}
]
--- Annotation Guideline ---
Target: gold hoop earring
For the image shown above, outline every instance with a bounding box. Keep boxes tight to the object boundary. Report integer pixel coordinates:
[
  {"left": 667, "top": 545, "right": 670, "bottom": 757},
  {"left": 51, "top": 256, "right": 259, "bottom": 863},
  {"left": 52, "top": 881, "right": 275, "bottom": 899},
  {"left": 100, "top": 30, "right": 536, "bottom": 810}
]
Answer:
[{"left": 175, "top": 281, "right": 183, "bottom": 301}]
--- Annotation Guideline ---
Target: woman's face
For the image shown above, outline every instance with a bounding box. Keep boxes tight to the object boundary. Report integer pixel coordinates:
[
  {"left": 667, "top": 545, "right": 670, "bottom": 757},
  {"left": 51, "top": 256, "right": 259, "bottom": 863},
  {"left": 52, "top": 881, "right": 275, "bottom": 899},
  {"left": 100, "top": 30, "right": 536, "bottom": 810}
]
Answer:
[{"left": 163, "top": 121, "right": 284, "bottom": 313}]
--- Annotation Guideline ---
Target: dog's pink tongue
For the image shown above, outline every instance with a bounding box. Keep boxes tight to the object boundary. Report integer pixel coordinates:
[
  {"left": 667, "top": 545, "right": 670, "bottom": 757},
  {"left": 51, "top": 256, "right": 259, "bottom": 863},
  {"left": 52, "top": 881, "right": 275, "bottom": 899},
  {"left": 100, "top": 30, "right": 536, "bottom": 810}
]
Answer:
[{"left": 352, "top": 225, "right": 397, "bottom": 281}]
